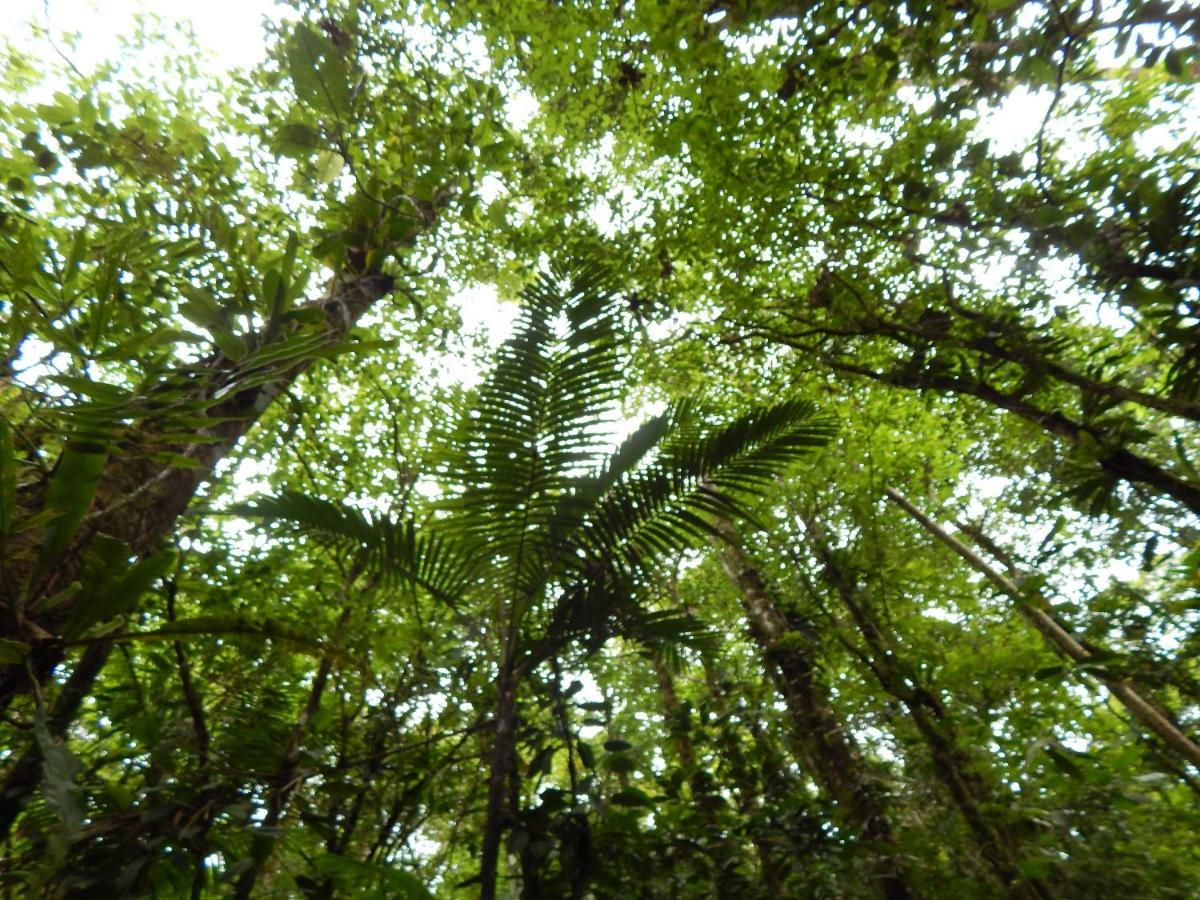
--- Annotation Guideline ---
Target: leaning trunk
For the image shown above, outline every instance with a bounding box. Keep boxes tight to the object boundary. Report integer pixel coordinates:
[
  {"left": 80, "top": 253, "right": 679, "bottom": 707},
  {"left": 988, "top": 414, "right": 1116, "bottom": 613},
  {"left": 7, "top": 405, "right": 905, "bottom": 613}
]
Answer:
[
  {"left": 886, "top": 487, "right": 1200, "bottom": 769},
  {"left": 804, "top": 521, "right": 1052, "bottom": 900},
  {"left": 713, "top": 517, "right": 916, "bottom": 900},
  {"left": 1, "top": 199, "right": 438, "bottom": 709}
]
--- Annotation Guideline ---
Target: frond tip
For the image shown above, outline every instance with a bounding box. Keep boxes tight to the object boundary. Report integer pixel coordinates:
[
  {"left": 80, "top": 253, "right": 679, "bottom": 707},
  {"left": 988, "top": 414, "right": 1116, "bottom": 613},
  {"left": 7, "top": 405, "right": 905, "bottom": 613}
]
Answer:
[{"left": 229, "top": 491, "right": 472, "bottom": 606}]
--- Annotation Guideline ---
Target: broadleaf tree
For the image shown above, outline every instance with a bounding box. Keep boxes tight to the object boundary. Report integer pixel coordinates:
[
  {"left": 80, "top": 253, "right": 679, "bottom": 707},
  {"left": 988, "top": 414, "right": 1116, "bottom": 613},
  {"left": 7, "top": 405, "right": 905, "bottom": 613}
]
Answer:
[{"left": 1, "top": 1, "right": 1198, "bottom": 897}]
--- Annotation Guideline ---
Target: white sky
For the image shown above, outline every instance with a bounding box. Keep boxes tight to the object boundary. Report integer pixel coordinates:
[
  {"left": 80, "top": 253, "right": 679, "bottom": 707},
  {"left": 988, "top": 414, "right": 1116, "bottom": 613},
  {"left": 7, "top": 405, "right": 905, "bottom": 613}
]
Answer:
[{"left": 3, "top": 0, "right": 279, "bottom": 72}]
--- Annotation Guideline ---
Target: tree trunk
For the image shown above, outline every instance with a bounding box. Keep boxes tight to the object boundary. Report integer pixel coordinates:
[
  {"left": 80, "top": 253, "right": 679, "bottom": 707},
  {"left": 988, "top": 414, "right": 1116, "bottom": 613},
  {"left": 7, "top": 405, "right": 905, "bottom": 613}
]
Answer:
[
  {"left": 713, "top": 517, "right": 917, "bottom": 900},
  {"left": 803, "top": 521, "right": 1053, "bottom": 900},
  {"left": 1, "top": 198, "right": 438, "bottom": 709},
  {"left": 885, "top": 488, "right": 1200, "bottom": 769},
  {"left": 480, "top": 659, "right": 519, "bottom": 900}
]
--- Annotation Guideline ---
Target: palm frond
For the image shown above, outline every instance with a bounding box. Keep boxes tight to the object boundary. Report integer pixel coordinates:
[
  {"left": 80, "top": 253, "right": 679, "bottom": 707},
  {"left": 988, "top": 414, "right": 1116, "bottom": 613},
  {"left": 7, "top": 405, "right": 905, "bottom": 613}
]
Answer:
[
  {"left": 523, "top": 575, "right": 712, "bottom": 666},
  {"left": 574, "top": 399, "right": 834, "bottom": 584},
  {"left": 450, "top": 261, "right": 626, "bottom": 601},
  {"left": 230, "top": 491, "right": 473, "bottom": 606}
]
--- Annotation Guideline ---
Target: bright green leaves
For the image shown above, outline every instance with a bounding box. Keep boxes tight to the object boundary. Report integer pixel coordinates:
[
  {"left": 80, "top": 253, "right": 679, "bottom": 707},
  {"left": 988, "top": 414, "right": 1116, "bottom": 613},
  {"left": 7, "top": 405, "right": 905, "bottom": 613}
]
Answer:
[
  {"left": 284, "top": 23, "right": 355, "bottom": 122},
  {"left": 261, "top": 230, "right": 307, "bottom": 330},
  {"left": 35, "top": 91, "right": 80, "bottom": 128},
  {"left": 176, "top": 230, "right": 312, "bottom": 363}
]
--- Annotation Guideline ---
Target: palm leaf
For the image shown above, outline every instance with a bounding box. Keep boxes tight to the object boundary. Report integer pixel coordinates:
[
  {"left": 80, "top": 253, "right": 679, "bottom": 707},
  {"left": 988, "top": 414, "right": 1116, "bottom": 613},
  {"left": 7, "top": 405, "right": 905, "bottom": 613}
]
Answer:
[
  {"left": 572, "top": 398, "right": 834, "bottom": 585},
  {"left": 230, "top": 491, "right": 473, "bottom": 606},
  {"left": 450, "top": 261, "right": 626, "bottom": 605}
]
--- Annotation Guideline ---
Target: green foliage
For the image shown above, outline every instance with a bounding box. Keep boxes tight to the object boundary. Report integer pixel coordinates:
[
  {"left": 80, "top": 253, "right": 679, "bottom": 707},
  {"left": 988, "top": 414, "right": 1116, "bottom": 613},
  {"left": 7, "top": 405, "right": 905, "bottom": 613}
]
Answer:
[
  {"left": 1, "top": 2, "right": 1198, "bottom": 898},
  {"left": 231, "top": 490, "right": 474, "bottom": 606}
]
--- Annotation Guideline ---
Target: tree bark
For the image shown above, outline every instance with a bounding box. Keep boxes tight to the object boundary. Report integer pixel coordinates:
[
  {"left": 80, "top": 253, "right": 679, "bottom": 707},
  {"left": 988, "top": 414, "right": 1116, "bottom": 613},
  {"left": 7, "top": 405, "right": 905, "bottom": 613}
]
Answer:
[
  {"left": 0, "top": 270, "right": 402, "bottom": 711},
  {"left": 886, "top": 487, "right": 1200, "bottom": 769},
  {"left": 479, "top": 659, "right": 519, "bottom": 900},
  {"left": 713, "top": 517, "right": 917, "bottom": 900},
  {"left": 803, "top": 520, "right": 1053, "bottom": 900}
]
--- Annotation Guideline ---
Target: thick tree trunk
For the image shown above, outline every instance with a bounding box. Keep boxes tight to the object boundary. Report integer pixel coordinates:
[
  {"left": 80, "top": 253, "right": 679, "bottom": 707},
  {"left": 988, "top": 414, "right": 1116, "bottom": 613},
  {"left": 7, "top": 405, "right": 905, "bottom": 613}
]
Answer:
[
  {"left": 0, "top": 269, "right": 403, "bottom": 711},
  {"left": 886, "top": 488, "right": 1200, "bottom": 769},
  {"left": 804, "top": 522, "right": 1053, "bottom": 900},
  {"left": 713, "top": 517, "right": 917, "bottom": 900}
]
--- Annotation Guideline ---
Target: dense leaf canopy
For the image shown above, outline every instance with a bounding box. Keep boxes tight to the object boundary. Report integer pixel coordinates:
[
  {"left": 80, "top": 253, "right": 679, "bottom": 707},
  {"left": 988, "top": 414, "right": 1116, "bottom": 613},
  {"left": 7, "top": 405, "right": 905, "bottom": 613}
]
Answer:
[{"left": 1, "top": 1, "right": 1199, "bottom": 897}]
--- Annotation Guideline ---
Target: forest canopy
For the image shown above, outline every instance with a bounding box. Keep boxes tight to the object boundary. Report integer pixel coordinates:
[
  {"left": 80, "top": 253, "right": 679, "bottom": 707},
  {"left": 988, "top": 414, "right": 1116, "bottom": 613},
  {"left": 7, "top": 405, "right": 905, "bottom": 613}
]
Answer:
[{"left": 1, "top": 0, "right": 1199, "bottom": 896}]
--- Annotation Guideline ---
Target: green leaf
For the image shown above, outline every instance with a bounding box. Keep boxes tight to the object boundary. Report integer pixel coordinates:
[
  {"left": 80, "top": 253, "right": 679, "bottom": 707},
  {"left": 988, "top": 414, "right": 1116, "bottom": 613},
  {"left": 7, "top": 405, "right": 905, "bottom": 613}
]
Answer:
[
  {"left": 34, "top": 709, "right": 83, "bottom": 832},
  {"left": 0, "top": 638, "right": 30, "bottom": 664},
  {"left": 49, "top": 375, "right": 134, "bottom": 405},
  {"left": 36, "top": 93, "right": 79, "bottom": 125},
  {"left": 39, "top": 445, "right": 109, "bottom": 568},
  {"left": 577, "top": 740, "right": 596, "bottom": 769},
  {"left": 1017, "top": 857, "right": 1054, "bottom": 879},
  {"left": 275, "top": 122, "right": 324, "bottom": 157},
  {"left": 286, "top": 25, "right": 353, "bottom": 119},
  {"left": 148, "top": 451, "right": 209, "bottom": 470},
  {"left": 315, "top": 149, "right": 345, "bottom": 184},
  {"left": 211, "top": 325, "right": 248, "bottom": 362},
  {"left": 63, "top": 543, "right": 177, "bottom": 640},
  {"left": 610, "top": 787, "right": 654, "bottom": 807},
  {"left": 231, "top": 491, "right": 474, "bottom": 606},
  {"left": 179, "top": 286, "right": 225, "bottom": 329},
  {"left": 312, "top": 853, "right": 433, "bottom": 898},
  {"left": 274, "top": 231, "right": 299, "bottom": 324}
]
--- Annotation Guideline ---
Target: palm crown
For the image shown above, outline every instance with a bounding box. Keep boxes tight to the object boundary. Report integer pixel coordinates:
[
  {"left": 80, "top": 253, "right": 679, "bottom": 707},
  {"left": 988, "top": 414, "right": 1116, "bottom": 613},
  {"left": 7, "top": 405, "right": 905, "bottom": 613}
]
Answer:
[{"left": 236, "top": 260, "right": 833, "bottom": 895}]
